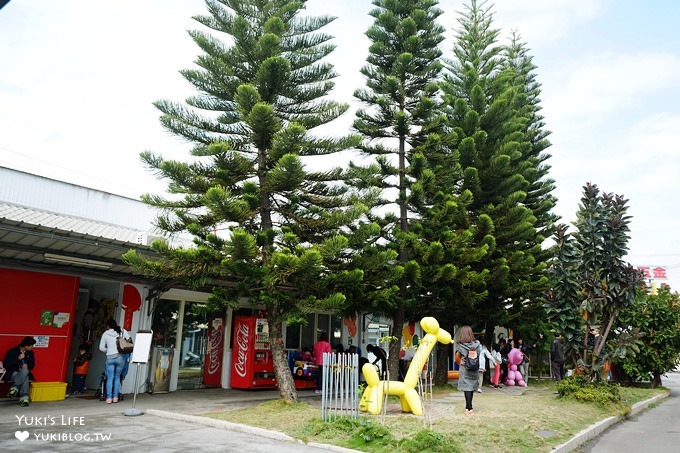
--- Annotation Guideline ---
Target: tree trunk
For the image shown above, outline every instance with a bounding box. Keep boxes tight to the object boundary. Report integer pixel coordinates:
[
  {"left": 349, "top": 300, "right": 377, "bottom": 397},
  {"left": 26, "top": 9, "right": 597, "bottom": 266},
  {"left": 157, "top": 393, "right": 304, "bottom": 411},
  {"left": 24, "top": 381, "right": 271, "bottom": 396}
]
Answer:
[
  {"left": 268, "top": 314, "right": 297, "bottom": 403},
  {"left": 434, "top": 344, "right": 449, "bottom": 386},
  {"left": 484, "top": 320, "right": 495, "bottom": 350},
  {"left": 651, "top": 372, "right": 662, "bottom": 388},
  {"left": 388, "top": 305, "right": 405, "bottom": 380}
]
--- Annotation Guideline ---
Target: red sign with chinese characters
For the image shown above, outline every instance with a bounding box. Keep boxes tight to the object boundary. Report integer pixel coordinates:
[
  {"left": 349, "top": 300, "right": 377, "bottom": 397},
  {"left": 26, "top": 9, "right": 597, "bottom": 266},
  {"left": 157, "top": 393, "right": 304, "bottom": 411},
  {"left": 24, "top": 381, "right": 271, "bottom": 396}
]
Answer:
[
  {"left": 203, "top": 317, "right": 225, "bottom": 386},
  {"left": 636, "top": 265, "right": 667, "bottom": 280}
]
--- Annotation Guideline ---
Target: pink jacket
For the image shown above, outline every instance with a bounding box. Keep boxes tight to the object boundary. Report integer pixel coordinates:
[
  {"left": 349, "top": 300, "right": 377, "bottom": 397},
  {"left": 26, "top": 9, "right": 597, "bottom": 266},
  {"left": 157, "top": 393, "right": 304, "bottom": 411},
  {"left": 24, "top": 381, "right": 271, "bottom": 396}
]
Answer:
[{"left": 313, "top": 340, "right": 332, "bottom": 366}]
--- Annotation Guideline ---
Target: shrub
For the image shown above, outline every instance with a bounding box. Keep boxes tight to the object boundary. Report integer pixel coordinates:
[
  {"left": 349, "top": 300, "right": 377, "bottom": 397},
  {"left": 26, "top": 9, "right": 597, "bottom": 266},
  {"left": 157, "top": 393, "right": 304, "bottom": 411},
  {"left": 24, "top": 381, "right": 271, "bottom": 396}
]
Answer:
[
  {"left": 556, "top": 375, "right": 621, "bottom": 405},
  {"left": 399, "top": 429, "right": 461, "bottom": 453}
]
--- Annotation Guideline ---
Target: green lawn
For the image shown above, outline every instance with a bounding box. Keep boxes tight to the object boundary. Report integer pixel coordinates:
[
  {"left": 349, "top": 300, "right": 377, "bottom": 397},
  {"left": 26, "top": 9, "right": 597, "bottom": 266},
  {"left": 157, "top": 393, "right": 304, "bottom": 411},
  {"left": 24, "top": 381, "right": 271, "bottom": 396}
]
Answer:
[{"left": 203, "top": 379, "right": 667, "bottom": 453}]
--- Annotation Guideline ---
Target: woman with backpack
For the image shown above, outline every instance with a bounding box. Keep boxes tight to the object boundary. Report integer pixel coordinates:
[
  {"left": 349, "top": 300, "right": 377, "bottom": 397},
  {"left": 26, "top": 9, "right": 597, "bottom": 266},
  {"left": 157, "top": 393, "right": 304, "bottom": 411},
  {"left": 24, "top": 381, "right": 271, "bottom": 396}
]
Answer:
[{"left": 456, "top": 325, "right": 481, "bottom": 415}]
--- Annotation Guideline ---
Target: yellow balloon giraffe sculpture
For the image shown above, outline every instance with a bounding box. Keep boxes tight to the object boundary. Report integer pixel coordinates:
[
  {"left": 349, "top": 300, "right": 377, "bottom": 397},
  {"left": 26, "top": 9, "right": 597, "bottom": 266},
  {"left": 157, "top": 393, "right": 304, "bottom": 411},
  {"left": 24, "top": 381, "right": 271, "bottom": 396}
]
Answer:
[{"left": 359, "top": 316, "right": 452, "bottom": 416}]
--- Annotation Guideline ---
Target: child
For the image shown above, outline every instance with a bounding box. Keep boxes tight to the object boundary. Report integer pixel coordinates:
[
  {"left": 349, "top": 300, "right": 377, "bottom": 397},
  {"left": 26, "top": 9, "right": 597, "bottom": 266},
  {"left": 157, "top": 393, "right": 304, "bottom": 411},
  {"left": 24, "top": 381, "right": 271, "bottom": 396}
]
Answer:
[
  {"left": 72, "top": 344, "right": 92, "bottom": 394},
  {"left": 299, "top": 347, "right": 314, "bottom": 362}
]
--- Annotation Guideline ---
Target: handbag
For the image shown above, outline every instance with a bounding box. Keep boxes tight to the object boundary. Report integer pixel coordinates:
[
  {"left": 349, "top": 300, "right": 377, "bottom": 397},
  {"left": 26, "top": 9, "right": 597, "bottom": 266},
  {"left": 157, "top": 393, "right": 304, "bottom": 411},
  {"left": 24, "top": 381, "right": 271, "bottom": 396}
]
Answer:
[{"left": 116, "top": 331, "right": 134, "bottom": 354}]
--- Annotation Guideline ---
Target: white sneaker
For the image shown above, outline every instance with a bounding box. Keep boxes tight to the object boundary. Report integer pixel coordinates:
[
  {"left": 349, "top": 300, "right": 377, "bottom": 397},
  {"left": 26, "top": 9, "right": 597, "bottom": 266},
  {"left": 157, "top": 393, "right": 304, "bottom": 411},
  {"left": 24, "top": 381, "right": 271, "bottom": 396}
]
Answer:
[{"left": 477, "top": 389, "right": 482, "bottom": 393}]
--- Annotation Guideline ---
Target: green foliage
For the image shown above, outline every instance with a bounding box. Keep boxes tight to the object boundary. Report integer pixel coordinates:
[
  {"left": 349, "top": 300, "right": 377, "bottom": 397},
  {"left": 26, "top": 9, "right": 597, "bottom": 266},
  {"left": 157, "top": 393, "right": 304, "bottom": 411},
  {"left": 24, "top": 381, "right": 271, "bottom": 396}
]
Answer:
[
  {"left": 350, "top": 0, "right": 455, "bottom": 378},
  {"left": 616, "top": 286, "right": 680, "bottom": 386},
  {"left": 127, "top": 0, "right": 370, "bottom": 402},
  {"left": 441, "top": 0, "right": 556, "bottom": 341},
  {"left": 399, "top": 429, "right": 461, "bottom": 453},
  {"left": 306, "top": 417, "right": 394, "bottom": 447},
  {"left": 556, "top": 375, "right": 621, "bottom": 406},
  {"left": 546, "top": 183, "right": 645, "bottom": 376}
]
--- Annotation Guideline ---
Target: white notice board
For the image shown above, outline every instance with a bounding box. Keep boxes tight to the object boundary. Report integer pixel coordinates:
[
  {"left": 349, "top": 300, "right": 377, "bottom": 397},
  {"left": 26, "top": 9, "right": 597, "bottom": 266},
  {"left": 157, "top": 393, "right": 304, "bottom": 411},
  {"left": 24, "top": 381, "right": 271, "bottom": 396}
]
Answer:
[{"left": 131, "top": 331, "right": 153, "bottom": 364}]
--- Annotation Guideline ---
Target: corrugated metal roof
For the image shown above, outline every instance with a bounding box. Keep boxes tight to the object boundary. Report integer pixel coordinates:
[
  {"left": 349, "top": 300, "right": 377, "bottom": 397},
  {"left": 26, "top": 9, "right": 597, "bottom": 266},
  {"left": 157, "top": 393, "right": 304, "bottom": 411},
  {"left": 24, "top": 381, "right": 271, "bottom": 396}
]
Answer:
[
  {"left": 0, "top": 201, "right": 147, "bottom": 244},
  {"left": 0, "top": 201, "right": 163, "bottom": 281}
]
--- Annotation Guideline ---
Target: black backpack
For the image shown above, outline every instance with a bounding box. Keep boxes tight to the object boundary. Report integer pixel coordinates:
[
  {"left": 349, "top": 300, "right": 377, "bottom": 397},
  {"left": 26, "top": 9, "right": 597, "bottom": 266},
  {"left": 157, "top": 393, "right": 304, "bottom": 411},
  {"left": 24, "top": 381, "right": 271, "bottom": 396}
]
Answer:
[{"left": 465, "top": 348, "right": 479, "bottom": 372}]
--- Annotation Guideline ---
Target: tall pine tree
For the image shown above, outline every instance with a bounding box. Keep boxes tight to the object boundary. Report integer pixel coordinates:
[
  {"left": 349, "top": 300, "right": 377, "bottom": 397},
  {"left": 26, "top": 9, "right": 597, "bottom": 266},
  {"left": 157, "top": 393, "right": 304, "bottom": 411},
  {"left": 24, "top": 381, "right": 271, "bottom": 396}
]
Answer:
[
  {"left": 350, "top": 0, "right": 447, "bottom": 377},
  {"left": 124, "top": 0, "right": 365, "bottom": 402},
  {"left": 441, "top": 0, "right": 555, "bottom": 342}
]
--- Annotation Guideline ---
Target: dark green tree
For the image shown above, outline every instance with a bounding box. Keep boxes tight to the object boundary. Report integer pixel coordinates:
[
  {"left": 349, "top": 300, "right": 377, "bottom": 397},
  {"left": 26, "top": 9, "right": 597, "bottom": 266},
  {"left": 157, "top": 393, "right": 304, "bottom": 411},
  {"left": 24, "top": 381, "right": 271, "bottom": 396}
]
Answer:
[
  {"left": 500, "top": 33, "right": 557, "bottom": 329},
  {"left": 546, "top": 183, "right": 645, "bottom": 379},
  {"left": 441, "top": 0, "right": 555, "bottom": 345},
  {"left": 616, "top": 286, "right": 680, "bottom": 387},
  {"left": 350, "top": 0, "right": 450, "bottom": 377},
  {"left": 124, "top": 0, "right": 366, "bottom": 402}
]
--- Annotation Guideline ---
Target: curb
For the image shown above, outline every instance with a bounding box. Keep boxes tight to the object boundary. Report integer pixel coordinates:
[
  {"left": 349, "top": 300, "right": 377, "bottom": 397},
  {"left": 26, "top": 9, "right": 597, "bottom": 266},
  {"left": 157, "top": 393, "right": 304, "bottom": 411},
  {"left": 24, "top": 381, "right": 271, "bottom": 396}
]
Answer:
[
  {"left": 147, "top": 409, "right": 360, "bottom": 453},
  {"left": 551, "top": 390, "right": 670, "bottom": 452}
]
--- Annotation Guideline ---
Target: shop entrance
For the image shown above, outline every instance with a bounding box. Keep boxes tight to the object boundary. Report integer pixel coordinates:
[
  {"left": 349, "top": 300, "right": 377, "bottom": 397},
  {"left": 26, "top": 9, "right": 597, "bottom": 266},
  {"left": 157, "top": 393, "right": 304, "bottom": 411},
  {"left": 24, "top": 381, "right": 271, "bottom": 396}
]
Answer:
[
  {"left": 151, "top": 299, "right": 209, "bottom": 390},
  {"left": 177, "top": 304, "right": 208, "bottom": 389}
]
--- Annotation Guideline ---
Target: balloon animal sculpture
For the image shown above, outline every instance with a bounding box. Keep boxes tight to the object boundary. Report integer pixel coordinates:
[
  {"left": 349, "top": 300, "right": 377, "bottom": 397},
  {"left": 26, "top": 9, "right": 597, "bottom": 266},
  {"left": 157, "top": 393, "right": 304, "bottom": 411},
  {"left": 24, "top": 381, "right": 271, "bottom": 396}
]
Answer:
[
  {"left": 504, "top": 347, "right": 527, "bottom": 387},
  {"left": 359, "top": 317, "right": 452, "bottom": 416}
]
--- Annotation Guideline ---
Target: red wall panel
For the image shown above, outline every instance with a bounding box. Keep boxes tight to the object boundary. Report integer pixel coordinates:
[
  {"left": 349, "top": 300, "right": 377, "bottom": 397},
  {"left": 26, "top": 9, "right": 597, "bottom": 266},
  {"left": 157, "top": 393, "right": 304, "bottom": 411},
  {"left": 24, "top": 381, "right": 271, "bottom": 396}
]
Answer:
[{"left": 0, "top": 268, "right": 79, "bottom": 382}]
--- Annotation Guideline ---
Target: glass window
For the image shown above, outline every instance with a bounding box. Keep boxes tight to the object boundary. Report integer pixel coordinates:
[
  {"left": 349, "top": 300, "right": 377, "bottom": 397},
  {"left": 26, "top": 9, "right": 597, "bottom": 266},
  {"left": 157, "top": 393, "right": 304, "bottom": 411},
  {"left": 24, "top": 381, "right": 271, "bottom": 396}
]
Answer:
[
  {"left": 285, "top": 323, "right": 301, "bottom": 349},
  {"left": 331, "top": 315, "right": 343, "bottom": 344},
  {"left": 301, "top": 313, "right": 315, "bottom": 349},
  {"left": 367, "top": 322, "right": 391, "bottom": 347},
  {"left": 151, "top": 299, "right": 179, "bottom": 347},
  {"left": 317, "top": 314, "right": 330, "bottom": 339}
]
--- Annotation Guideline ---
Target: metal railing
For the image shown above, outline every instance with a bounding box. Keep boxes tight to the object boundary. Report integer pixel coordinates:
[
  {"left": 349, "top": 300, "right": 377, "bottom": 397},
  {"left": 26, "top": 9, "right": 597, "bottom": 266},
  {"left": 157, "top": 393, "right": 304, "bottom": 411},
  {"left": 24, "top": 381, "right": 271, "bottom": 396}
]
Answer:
[{"left": 320, "top": 352, "right": 359, "bottom": 421}]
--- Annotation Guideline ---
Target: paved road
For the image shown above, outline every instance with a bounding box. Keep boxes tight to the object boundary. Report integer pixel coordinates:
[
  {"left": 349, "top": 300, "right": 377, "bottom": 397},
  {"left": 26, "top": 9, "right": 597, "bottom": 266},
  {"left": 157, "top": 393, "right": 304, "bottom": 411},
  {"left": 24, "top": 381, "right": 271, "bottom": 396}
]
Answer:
[{"left": 581, "top": 369, "right": 680, "bottom": 452}]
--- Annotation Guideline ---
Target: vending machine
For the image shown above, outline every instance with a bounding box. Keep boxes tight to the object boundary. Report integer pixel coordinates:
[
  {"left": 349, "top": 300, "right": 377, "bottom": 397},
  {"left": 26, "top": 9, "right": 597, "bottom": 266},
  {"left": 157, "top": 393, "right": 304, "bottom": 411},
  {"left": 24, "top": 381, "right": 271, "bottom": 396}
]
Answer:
[
  {"left": 230, "top": 316, "right": 277, "bottom": 389},
  {"left": 203, "top": 317, "right": 225, "bottom": 387}
]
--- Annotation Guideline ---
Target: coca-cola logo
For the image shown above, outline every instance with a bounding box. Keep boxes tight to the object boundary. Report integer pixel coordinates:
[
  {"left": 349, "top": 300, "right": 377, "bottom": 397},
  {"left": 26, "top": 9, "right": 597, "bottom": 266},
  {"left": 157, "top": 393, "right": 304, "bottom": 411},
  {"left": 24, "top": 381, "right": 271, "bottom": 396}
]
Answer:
[
  {"left": 207, "top": 320, "right": 224, "bottom": 376},
  {"left": 234, "top": 321, "right": 249, "bottom": 378}
]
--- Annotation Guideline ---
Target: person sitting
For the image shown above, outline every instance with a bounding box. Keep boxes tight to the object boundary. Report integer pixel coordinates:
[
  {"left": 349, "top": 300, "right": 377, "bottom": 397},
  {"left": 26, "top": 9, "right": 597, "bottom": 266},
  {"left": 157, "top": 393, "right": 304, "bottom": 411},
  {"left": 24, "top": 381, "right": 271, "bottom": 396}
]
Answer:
[
  {"left": 299, "top": 347, "right": 314, "bottom": 363},
  {"left": 3, "top": 336, "right": 36, "bottom": 407}
]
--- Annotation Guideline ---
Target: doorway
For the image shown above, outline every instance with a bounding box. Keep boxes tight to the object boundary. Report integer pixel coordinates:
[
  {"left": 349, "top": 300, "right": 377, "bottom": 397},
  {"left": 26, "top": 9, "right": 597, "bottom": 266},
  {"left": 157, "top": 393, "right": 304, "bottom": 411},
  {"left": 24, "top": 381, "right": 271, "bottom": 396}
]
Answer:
[{"left": 151, "top": 299, "right": 208, "bottom": 390}]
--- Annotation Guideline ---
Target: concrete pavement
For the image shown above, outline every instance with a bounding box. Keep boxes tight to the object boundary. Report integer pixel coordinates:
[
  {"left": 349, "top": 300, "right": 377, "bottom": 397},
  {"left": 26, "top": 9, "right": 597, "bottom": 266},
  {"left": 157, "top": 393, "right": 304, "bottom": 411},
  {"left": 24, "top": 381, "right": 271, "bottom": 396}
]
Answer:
[{"left": 0, "top": 387, "right": 356, "bottom": 452}]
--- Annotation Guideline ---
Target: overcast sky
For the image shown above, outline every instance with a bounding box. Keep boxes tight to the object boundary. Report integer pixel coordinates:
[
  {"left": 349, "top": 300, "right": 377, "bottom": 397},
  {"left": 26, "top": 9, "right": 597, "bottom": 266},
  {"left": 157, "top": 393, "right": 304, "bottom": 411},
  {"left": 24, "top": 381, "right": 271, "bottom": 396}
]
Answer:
[{"left": 1, "top": 0, "right": 678, "bottom": 290}]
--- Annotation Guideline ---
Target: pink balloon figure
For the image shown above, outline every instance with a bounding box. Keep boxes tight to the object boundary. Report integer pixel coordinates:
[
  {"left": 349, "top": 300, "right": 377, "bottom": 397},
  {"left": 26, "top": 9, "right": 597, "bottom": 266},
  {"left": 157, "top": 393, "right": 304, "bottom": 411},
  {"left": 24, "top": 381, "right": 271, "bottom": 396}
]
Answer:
[{"left": 504, "top": 347, "right": 526, "bottom": 387}]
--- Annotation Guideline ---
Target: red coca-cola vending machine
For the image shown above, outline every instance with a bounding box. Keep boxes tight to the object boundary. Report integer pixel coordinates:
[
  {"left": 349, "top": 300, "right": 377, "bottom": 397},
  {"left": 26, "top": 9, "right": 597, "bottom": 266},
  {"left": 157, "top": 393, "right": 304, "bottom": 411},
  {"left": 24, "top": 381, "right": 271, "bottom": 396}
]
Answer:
[
  {"left": 230, "top": 316, "right": 277, "bottom": 389},
  {"left": 203, "top": 317, "right": 225, "bottom": 387}
]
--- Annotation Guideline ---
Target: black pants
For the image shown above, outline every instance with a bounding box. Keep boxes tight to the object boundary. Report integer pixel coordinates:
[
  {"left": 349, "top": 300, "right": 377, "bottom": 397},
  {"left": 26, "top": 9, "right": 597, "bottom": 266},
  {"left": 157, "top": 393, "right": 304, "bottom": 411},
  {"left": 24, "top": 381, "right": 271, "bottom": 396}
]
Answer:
[
  {"left": 552, "top": 361, "right": 565, "bottom": 381},
  {"left": 464, "top": 390, "right": 474, "bottom": 410},
  {"left": 315, "top": 366, "right": 323, "bottom": 390}
]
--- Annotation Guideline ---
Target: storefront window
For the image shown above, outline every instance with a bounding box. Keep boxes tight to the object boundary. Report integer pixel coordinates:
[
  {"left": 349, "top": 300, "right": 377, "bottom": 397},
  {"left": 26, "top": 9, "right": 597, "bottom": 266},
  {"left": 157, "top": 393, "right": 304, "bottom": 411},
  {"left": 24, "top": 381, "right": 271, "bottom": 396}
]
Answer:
[
  {"left": 331, "top": 315, "right": 343, "bottom": 344},
  {"left": 151, "top": 299, "right": 179, "bottom": 347},
  {"left": 317, "top": 314, "right": 330, "bottom": 339},
  {"left": 301, "top": 313, "right": 315, "bottom": 350},
  {"left": 177, "top": 304, "right": 207, "bottom": 389},
  {"left": 285, "top": 322, "right": 301, "bottom": 349}
]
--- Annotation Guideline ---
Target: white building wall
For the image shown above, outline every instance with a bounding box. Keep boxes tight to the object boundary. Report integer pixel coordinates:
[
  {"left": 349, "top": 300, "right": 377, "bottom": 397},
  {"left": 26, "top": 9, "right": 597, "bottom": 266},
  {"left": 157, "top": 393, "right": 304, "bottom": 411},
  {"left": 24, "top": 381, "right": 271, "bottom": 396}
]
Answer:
[{"left": 0, "top": 166, "right": 158, "bottom": 231}]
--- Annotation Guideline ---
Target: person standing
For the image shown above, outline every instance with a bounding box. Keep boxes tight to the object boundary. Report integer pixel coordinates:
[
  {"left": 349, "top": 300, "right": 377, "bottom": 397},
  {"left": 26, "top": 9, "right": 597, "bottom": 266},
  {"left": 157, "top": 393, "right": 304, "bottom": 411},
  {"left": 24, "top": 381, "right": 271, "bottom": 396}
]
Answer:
[
  {"left": 477, "top": 339, "right": 494, "bottom": 393},
  {"left": 456, "top": 326, "right": 481, "bottom": 415},
  {"left": 313, "top": 332, "right": 332, "bottom": 394},
  {"left": 551, "top": 333, "right": 566, "bottom": 381},
  {"left": 3, "top": 336, "right": 36, "bottom": 407},
  {"left": 99, "top": 318, "right": 130, "bottom": 403},
  {"left": 517, "top": 338, "right": 531, "bottom": 385},
  {"left": 72, "top": 343, "right": 92, "bottom": 394},
  {"left": 490, "top": 344, "right": 503, "bottom": 388}
]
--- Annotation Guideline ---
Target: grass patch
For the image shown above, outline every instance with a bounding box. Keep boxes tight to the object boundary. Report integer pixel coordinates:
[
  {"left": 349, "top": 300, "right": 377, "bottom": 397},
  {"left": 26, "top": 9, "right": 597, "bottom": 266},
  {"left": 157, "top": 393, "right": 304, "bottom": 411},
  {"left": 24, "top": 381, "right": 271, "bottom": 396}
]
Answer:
[{"left": 203, "top": 381, "right": 665, "bottom": 452}]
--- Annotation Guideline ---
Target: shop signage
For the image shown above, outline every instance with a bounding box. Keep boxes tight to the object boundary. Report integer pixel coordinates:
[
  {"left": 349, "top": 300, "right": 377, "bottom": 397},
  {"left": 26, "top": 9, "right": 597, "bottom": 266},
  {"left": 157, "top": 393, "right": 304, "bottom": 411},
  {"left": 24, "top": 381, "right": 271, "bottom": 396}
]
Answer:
[
  {"left": 233, "top": 319, "right": 249, "bottom": 378},
  {"left": 203, "top": 317, "right": 225, "bottom": 386}
]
